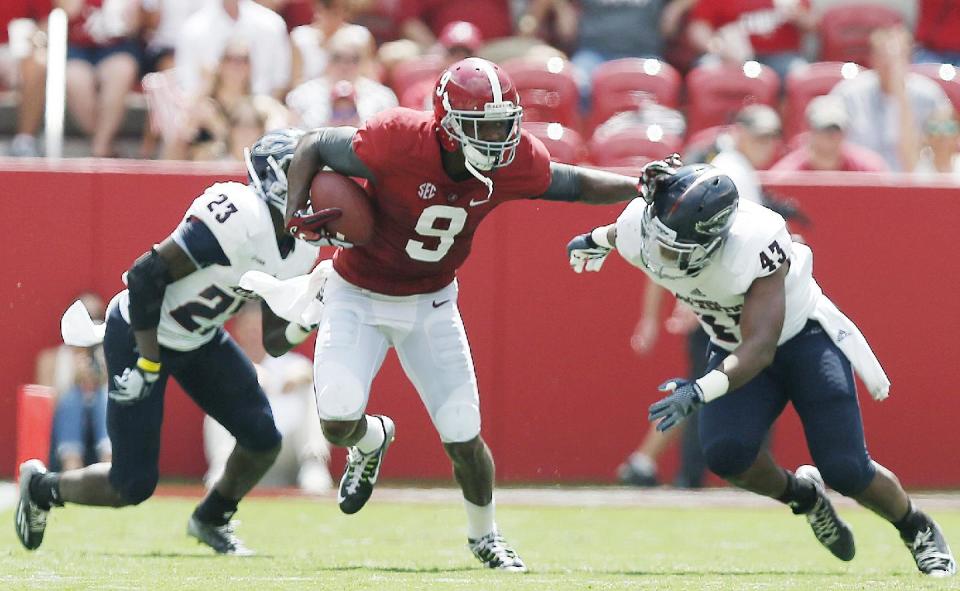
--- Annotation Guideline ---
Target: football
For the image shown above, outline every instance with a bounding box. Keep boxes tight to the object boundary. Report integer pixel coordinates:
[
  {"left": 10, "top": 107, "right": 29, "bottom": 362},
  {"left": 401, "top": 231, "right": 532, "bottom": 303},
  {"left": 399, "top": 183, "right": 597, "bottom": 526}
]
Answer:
[{"left": 309, "top": 171, "right": 375, "bottom": 246}]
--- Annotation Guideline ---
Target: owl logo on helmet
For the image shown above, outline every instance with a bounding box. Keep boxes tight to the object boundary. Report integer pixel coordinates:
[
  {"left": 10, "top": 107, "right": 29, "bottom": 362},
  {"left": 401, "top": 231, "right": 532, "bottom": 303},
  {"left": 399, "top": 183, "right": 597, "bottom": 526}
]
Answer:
[
  {"left": 639, "top": 164, "right": 739, "bottom": 279},
  {"left": 244, "top": 128, "right": 306, "bottom": 213},
  {"left": 433, "top": 57, "right": 523, "bottom": 175}
]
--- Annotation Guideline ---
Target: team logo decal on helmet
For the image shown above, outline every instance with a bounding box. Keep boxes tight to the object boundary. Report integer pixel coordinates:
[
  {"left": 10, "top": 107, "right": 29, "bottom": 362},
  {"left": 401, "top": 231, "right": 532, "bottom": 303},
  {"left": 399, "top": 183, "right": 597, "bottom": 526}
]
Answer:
[
  {"left": 245, "top": 128, "right": 306, "bottom": 213},
  {"left": 639, "top": 164, "right": 739, "bottom": 279}
]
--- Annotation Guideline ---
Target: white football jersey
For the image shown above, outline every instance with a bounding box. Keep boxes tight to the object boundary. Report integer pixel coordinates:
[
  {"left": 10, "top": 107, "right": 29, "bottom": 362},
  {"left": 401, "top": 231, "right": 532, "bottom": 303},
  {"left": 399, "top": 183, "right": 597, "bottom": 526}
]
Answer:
[
  {"left": 616, "top": 198, "right": 822, "bottom": 351},
  {"left": 117, "top": 182, "right": 319, "bottom": 351}
]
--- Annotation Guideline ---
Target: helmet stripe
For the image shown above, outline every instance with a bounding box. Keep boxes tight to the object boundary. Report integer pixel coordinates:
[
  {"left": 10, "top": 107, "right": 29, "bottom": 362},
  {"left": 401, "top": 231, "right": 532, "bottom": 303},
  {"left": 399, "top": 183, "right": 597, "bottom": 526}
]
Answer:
[
  {"left": 475, "top": 59, "right": 503, "bottom": 103},
  {"left": 667, "top": 168, "right": 726, "bottom": 216}
]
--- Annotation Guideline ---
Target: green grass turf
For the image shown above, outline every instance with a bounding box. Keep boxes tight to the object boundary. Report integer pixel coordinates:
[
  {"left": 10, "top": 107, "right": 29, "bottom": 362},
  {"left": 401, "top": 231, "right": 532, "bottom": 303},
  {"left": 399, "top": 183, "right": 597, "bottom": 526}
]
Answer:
[{"left": 2, "top": 496, "right": 959, "bottom": 590}]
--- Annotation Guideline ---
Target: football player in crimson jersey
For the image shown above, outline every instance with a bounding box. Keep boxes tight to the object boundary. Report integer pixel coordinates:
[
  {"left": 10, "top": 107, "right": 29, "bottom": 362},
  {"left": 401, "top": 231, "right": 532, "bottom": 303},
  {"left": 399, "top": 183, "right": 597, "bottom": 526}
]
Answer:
[
  {"left": 568, "top": 163, "right": 955, "bottom": 577},
  {"left": 273, "top": 57, "right": 643, "bottom": 570}
]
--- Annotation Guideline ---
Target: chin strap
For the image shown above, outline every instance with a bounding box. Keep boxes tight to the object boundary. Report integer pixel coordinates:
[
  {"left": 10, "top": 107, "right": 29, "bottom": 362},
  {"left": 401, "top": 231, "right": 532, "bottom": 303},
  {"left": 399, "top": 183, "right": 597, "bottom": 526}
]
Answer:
[{"left": 463, "top": 155, "right": 494, "bottom": 203}]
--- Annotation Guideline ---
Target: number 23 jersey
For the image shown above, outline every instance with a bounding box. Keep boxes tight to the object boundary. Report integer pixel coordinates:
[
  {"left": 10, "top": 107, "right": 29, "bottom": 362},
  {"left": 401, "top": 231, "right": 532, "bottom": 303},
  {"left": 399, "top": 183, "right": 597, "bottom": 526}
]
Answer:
[
  {"left": 117, "top": 182, "right": 319, "bottom": 351},
  {"left": 334, "top": 108, "right": 552, "bottom": 296},
  {"left": 615, "top": 198, "right": 822, "bottom": 351}
]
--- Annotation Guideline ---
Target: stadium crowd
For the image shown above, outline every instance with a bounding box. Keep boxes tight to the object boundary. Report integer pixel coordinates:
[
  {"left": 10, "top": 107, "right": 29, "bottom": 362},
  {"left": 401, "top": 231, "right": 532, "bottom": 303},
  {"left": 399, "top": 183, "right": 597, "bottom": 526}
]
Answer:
[{"left": 0, "top": 0, "right": 957, "bottom": 178}]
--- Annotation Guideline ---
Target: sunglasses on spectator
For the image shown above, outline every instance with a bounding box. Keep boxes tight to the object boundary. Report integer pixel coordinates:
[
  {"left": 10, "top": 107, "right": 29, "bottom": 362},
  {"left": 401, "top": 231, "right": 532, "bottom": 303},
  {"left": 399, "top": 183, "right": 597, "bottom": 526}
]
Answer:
[
  {"left": 223, "top": 53, "right": 250, "bottom": 64},
  {"left": 926, "top": 120, "right": 959, "bottom": 135},
  {"left": 331, "top": 53, "right": 361, "bottom": 64}
]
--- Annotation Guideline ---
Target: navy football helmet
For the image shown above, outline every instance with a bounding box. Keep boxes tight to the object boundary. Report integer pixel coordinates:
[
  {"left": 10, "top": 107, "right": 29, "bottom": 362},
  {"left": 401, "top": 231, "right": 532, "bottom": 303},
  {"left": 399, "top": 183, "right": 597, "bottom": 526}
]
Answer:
[
  {"left": 639, "top": 164, "right": 739, "bottom": 279},
  {"left": 244, "top": 128, "right": 306, "bottom": 213}
]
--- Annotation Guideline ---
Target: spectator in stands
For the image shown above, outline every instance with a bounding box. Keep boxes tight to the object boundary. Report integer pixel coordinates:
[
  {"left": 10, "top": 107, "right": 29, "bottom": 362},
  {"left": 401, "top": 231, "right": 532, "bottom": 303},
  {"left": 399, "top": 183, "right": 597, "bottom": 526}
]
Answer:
[
  {"left": 831, "top": 26, "right": 952, "bottom": 172},
  {"left": 61, "top": 0, "right": 140, "bottom": 158},
  {"left": 204, "top": 303, "right": 331, "bottom": 493},
  {"left": 687, "top": 0, "right": 815, "bottom": 82},
  {"left": 290, "top": 0, "right": 366, "bottom": 88},
  {"left": 710, "top": 104, "right": 781, "bottom": 204},
  {"left": 165, "top": 37, "right": 288, "bottom": 161},
  {"left": 35, "top": 292, "right": 111, "bottom": 472},
  {"left": 286, "top": 25, "right": 396, "bottom": 128},
  {"left": 175, "top": 0, "right": 291, "bottom": 101},
  {"left": 436, "top": 20, "right": 483, "bottom": 66},
  {"left": 1, "top": 2, "right": 49, "bottom": 157},
  {"left": 770, "top": 95, "right": 888, "bottom": 172},
  {"left": 256, "top": 0, "right": 315, "bottom": 31},
  {"left": 397, "top": 0, "right": 512, "bottom": 49},
  {"left": 913, "top": 0, "right": 960, "bottom": 67},
  {"left": 141, "top": 0, "right": 202, "bottom": 75},
  {"left": 914, "top": 107, "right": 960, "bottom": 180}
]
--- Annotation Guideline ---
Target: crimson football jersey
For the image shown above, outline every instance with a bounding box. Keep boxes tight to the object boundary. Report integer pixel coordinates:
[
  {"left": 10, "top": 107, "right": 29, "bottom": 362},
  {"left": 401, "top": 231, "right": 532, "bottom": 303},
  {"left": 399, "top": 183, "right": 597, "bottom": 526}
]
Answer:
[{"left": 333, "top": 108, "right": 552, "bottom": 296}]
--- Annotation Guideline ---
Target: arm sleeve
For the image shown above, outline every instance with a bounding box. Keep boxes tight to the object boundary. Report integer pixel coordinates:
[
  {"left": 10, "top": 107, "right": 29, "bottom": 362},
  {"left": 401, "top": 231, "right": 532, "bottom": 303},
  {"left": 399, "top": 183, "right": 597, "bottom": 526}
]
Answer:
[
  {"left": 536, "top": 162, "right": 582, "bottom": 202},
  {"left": 313, "top": 126, "right": 377, "bottom": 182},
  {"left": 172, "top": 217, "right": 230, "bottom": 269}
]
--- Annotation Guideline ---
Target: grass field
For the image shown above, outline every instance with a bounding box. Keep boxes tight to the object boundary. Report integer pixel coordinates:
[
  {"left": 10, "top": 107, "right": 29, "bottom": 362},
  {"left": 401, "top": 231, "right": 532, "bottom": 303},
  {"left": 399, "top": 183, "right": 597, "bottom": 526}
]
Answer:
[{"left": 2, "top": 488, "right": 959, "bottom": 590}]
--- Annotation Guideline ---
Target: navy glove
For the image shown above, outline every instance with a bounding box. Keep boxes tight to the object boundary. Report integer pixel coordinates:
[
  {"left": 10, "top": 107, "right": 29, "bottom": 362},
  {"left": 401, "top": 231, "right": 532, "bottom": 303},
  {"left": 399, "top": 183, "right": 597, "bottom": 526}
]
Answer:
[
  {"left": 648, "top": 378, "right": 704, "bottom": 432},
  {"left": 639, "top": 153, "right": 683, "bottom": 203},
  {"left": 567, "top": 232, "right": 612, "bottom": 273}
]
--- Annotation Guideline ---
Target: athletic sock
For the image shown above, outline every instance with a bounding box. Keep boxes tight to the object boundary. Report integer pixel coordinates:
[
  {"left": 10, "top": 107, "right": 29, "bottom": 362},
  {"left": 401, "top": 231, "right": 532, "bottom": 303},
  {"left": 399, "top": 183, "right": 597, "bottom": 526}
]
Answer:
[
  {"left": 464, "top": 498, "right": 496, "bottom": 540},
  {"left": 29, "top": 472, "right": 63, "bottom": 511},
  {"left": 777, "top": 471, "right": 817, "bottom": 514},
  {"left": 193, "top": 490, "right": 239, "bottom": 526},
  {"left": 893, "top": 502, "right": 930, "bottom": 541},
  {"left": 355, "top": 415, "right": 386, "bottom": 454}
]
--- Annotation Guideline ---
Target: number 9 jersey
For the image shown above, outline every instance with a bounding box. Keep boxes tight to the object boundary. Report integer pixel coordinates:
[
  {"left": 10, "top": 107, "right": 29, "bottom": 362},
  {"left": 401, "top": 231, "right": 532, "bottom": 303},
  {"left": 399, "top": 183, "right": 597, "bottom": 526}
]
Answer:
[
  {"left": 116, "top": 182, "right": 319, "bottom": 351},
  {"left": 616, "top": 198, "right": 822, "bottom": 351},
  {"left": 334, "top": 108, "right": 552, "bottom": 296}
]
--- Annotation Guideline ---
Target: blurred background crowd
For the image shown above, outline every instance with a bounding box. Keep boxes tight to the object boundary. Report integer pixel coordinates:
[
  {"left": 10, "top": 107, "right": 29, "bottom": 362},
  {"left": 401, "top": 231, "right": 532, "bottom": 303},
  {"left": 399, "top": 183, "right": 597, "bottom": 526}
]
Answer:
[{"left": 0, "top": 0, "right": 957, "bottom": 180}]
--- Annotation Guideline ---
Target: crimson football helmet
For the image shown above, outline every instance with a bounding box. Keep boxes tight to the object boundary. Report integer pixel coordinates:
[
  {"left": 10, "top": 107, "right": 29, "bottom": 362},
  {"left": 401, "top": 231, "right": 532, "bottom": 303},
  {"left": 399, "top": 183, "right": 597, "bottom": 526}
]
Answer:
[{"left": 433, "top": 57, "right": 523, "bottom": 173}]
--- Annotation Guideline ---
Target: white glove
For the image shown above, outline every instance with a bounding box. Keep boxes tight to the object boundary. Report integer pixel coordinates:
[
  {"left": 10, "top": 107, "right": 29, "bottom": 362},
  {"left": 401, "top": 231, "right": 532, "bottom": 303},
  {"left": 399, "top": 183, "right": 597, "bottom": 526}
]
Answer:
[
  {"left": 111, "top": 358, "right": 161, "bottom": 405},
  {"left": 567, "top": 231, "right": 612, "bottom": 273}
]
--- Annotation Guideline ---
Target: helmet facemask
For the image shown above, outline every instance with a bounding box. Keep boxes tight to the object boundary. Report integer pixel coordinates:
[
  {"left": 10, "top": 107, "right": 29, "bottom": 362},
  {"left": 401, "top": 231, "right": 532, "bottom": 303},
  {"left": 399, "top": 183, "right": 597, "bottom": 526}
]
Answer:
[
  {"left": 440, "top": 98, "right": 522, "bottom": 172},
  {"left": 639, "top": 204, "right": 733, "bottom": 279},
  {"left": 245, "top": 129, "right": 303, "bottom": 213}
]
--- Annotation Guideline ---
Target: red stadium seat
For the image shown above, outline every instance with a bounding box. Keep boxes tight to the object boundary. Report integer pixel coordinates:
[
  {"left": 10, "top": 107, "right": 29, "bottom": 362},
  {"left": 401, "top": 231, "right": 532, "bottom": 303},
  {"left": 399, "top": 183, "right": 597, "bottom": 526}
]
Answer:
[
  {"left": 818, "top": 4, "right": 903, "bottom": 65},
  {"left": 389, "top": 55, "right": 445, "bottom": 99},
  {"left": 911, "top": 63, "right": 960, "bottom": 112},
  {"left": 784, "top": 61, "right": 863, "bottom": 139},
  {"left": 16, "top": 385, "right": 54, "bottom": 472},
  {"left": 684, "top": 62, "right": 780, "bottom": 134},
  {"left": 522, "top": 121, "right": 586, "bottom": 164},
  {"left": 502, "top": 57, "right": 580, "bottom": 129},
  {"left": 589, "top": 58, "right": 681, "bottom": 130},
  {"left": 588, "top": 124, "right": 682, "bottom": 167}
]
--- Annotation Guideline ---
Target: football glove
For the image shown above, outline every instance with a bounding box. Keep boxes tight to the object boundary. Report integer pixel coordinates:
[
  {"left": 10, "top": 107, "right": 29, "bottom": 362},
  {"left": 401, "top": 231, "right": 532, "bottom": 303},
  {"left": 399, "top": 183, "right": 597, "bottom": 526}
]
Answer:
[
  {"left": 110, "top": 358, "right": 161, "bottom": 405},
  {"left": 639, "top": 153, "right": 683, "bottom": 203},
  {"left": 567, "top": 232, "right": 612, "bottom": 273},
  {"left": 648, "top": 378, "right": 704, "bottom": 432},
  {"left": 286, "top": 208, "right": 353, "bottom": 248}
]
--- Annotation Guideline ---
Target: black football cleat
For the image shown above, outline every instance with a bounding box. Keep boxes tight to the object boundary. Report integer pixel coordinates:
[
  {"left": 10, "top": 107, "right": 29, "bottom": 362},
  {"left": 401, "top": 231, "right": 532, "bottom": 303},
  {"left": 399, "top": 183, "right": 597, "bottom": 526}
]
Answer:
[
  {"left": 187, "top": 515, "right": 255, "bottom": 556},
  {"left": 902, "top": 518, "right": 957, "bottom": 577},
  {"left": 337, "top": 415, "right": 395, "bottom": 515},
  {"left": 14, "top": 459, "right": 49, "bottom": 551},
  {"left": 794, "top": 465, "right": 856, "bottom": 561}
]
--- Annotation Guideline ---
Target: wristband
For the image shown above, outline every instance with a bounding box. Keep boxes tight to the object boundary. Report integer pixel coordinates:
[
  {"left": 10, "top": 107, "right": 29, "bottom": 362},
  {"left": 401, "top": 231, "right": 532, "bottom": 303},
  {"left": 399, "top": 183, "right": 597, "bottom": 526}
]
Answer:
[
  {"left": 591, "top": 225, "right": 614, "bottom": 249},
  {"left": 284, "top": 322, "right": 313, "bottom": 345},
  {"left": 136, "top": 357, "right": 162, "bottom": 373},
  {"left": 695, "top": 370, "right": 729, "bottom": 402}
]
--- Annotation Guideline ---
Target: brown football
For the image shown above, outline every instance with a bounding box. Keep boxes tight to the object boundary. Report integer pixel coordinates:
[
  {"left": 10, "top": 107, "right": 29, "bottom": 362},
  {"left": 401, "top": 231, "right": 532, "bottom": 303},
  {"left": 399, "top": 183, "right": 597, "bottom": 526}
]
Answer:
[{"left": 309, "top": 171, "right": 375, "bottom": 246}]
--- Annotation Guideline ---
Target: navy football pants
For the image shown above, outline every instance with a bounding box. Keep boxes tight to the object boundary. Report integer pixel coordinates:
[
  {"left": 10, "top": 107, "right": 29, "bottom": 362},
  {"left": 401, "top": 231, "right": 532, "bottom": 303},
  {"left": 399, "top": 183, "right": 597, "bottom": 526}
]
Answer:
[
  {"left": 102, "top": 303, "right": 280, "bottom": 505},
  {"left": 698, "top": 320, "right": 876, "bottom": 497}
]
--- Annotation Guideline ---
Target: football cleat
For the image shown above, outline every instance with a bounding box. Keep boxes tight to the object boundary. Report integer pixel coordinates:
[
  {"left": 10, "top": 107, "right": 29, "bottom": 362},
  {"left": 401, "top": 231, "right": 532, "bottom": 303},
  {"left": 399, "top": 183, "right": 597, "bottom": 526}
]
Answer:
[
  {"left": 902, "top": 519, "right": 957, "bottom": 577},
  {"left": 794, "top": 465, "right": 856, "bottom": 561},
  {"left": 468, "top": 530, "right": 527, "bottom": 572},
  {"left": 616, "top": 459, "right": 658, "bottom": 487},
  {"left": 14, "top": 459, "right": 50, "bottom": 551},
  {"left": 187, "top": 515, "right": 255, "bottom": 556},
  {"left": 337, "top": 415, "right": 395, "bottom": 515}
]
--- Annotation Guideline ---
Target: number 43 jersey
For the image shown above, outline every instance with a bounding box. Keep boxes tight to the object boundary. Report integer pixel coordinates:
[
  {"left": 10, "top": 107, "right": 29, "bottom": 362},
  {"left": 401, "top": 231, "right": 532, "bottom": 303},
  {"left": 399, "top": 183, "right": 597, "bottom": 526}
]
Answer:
[
  {"left": 616, "top": 198, "right": 822, "bottom": 351},
  {"left": 335, "top": 108, "right": 552, "bottom": 296},
  {"left": 117, "top": 182, "right": 319, "bottom": 352}
]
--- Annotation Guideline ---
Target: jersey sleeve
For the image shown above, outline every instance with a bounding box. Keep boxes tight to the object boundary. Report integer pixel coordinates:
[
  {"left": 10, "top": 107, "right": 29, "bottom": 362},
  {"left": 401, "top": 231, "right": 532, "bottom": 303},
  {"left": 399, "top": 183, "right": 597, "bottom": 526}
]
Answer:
[
  {"left": 172, "top": 217, "right": 230, "bottom": 269},
  {"left": 352, "top": 109, "right": 405, "bottom": 180},
  {"left": 726, "top": 206, "right": 793, "bottom": 293},
  {"left": 181, "top": 182, "right": 266, "bottom": 267},
  {"left": 506, "top": 130, "right": 552, "bottom": 198},
  {"left": 612, "top": 197, "right": 648, "bottom": 269}
]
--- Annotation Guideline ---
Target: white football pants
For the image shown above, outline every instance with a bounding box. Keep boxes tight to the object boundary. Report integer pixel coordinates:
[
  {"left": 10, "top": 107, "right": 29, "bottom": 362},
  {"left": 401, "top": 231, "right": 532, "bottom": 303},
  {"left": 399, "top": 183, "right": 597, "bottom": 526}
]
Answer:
[{"left": 312, "top": 270, "right": 481, "bottom": 443}]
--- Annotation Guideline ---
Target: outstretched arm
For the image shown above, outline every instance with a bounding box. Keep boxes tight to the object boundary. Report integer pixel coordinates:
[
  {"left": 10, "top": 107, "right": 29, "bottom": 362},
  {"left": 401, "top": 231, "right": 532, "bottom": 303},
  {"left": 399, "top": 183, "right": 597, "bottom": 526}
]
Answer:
[{"left": 537, "top": 163, "right": 639, "bottom": 204}]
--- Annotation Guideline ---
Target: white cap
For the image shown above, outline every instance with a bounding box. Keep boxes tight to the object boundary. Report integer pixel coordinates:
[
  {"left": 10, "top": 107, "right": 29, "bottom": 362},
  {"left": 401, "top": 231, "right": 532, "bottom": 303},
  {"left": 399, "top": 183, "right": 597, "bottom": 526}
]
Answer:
[{"left": 806, "top": 95, "right": 848, "bottom": 131}]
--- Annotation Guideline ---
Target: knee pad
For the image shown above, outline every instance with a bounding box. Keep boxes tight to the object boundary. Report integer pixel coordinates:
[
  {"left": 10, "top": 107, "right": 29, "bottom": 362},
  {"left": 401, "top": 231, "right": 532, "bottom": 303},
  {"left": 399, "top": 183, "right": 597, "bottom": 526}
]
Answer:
[
  {"left": 817, "top": 455, "right": 875, "bottom": 497},
  {"left": 314, "top": 364, "right": 367, "bottom": 420},
  {"left": 111, "top": 467, "right": 159, "bottom": 505},
  {"left": 433, "top": 392, "right": 481, "bottom": 443},
  {"left": 702, "top": 437, "right": 758, "bottom": 479}
]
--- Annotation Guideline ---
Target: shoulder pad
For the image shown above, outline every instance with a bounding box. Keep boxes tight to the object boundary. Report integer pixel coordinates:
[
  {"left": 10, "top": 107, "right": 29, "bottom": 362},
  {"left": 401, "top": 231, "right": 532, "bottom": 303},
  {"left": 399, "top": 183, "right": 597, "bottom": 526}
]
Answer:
[{"left": 184, "top": 183, "right": 270, "bottom": 265}]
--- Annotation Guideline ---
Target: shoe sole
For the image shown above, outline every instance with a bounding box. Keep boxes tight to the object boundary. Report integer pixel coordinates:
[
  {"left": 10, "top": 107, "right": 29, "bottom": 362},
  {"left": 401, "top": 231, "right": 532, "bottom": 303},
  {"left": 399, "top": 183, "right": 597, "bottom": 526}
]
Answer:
[{"left": 15, "top": 460, "right": 47, "bottom": 551}]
